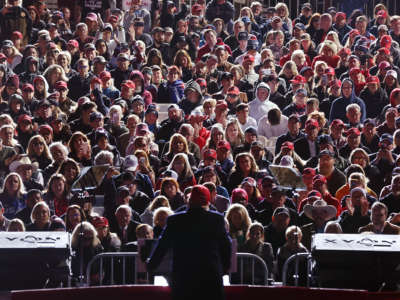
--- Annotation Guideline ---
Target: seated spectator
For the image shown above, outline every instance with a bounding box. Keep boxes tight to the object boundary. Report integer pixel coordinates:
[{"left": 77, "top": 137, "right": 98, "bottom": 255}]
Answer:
[
  {"left": 71, "top": 221, "right": 103, "bottom": 284},
  {"left": 152, "top": 207, "right": 173, "bottom": 238},
  {"left": 140, "top": 195, "right": 171, "bottom": 226},
  {"left": 0, "top": 172, "right": 26, "bottom": 220},
  {"left": 65, "top": 204, "right": 86, "bottom": 233},
  {"left": 110, "top": 204, "right": 141, "bottom": 245},
  {"left": 359, "top": 202, "right": 400, "bottom": 234},
  {"left": 339, "top": 187, "right": 371, "bottom": 233},
  {"left": 26, "top": 201, "right": 52, "bottom": 231},
  {"left": 276, "top": 225, "right": 308, "bottom": 282},
  {"left": 91, "top": 216, "right": 121, "bottom": 252},
  {"left": 301, "top": 199, "right": 337, "bottom": 250},
  {"left": 7, "top": 218, "right": 25, "bottom": 231},
  {"left": 239, "top": 222, "right": 274, "bottom": 283},
  {"left": 226, "top": 203, "right": 251, "bottom": 249}
]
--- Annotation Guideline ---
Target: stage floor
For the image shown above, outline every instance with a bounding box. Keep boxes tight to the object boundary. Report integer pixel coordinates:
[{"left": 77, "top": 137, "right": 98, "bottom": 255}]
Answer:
[{"left": 10, "top": 285, "right": 400, "bottom": 300}]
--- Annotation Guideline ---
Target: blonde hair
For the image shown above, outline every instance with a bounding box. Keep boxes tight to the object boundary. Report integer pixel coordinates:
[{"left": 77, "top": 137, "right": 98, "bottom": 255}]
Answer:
[
  {"left": 148, "top": 195, "right": 170, "bottom": 211},
  {"left": 30, "top": 201, "right": 50, "bottom": 223},
  {"left": 168, "top": 153, "right": 194, "bottom": 179},
  {"left": 8, "top": 218, "right": 25, "bottom": 231},
  {"left": 71, "top": 221, "right": 101, "bottom": 249},
  {"left": 167, "top": 133, "right": 190, "bottom": 155},
  {"left": 285, "top": 225, "right": 302, "bottom": 239},
  {"left": 226, "top": 203, "right": 252, "bottom": 234},
  {"left": 2, "top": 172, "right": 25, "bottom": 196},
  {"left": 279, "top": 60, "right": 298, "bottom": 77},
  {"left": 153, "top": 207, "right": 173, "bottom": 226},
  {"left": 225, "top": 118, "right": 245, "bottom": 148}
]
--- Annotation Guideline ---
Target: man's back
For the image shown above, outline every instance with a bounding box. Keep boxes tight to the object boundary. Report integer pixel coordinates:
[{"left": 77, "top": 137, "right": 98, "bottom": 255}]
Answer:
[{"left": 148, "top": 207, "right": 231, "bottom": 300}]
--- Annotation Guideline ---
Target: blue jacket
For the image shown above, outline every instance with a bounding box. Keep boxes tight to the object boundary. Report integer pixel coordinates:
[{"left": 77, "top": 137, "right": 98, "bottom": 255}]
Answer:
[{"left": 329, "top": 79, "right": 367, "bottom": 123}]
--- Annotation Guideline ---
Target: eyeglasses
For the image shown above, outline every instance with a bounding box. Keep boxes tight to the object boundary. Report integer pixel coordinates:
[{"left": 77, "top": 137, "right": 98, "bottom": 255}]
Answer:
[{"left": 78, "top": 65, "right": 88, "bottom": 69}]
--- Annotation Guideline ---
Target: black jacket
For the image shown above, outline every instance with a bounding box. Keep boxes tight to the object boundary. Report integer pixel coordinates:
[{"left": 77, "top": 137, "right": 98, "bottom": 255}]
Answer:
[{"left": 148, "top": 207, "right": 231, "bottom": 300}]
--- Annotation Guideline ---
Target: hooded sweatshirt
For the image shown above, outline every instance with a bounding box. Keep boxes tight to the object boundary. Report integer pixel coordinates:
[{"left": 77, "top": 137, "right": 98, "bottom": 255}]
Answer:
[
  {"left": 248, "top": 82, "right": 279, "bottom": 122},
  {"left": 329, "top": 79, "right": 367, "bottom": 123}
]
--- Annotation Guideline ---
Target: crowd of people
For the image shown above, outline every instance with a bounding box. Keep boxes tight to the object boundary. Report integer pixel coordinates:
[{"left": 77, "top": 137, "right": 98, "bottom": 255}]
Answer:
[{"left": 0, "top": 0, "right": 400, "bottom": 287}]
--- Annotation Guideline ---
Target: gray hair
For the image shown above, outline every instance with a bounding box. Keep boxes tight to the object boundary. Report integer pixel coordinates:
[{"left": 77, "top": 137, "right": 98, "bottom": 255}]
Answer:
[
  {"left": 346, "top": 103, "right": 360, "bottom": 113},
  {"left": 49, "top": 142, "right": 68, "bottom": 157},
  {"left": 94, "top": 150, "right": 114, "bottom": 166}
]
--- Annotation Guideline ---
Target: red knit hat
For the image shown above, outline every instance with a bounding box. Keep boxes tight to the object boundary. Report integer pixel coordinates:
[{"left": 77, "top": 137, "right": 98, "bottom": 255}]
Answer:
[{"left": 189, "top": 185, "right": 211, "bottom": 207}]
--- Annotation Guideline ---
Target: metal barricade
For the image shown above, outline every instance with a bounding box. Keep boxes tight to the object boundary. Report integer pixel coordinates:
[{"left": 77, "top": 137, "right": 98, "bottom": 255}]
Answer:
[
  {"left": 86, "top": 252, "right": 270, "bottom": 287},
  {"left": 282, "top": 253, "right": 313, "bottom": 287},
  {"left": 86, "top": 252, "right": 139, "bottom": 286},
  {"left": 230, "top": 253, "right": 269, "bottom": 286}
]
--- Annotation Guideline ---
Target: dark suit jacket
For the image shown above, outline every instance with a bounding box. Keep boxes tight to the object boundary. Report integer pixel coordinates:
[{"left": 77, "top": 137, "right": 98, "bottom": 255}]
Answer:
[
  {"left": 294, "top": 136, "right": 318, "bottom": 161},
  {"left": 110, "top": 220, "right": 140, "bottom": 245},
  {"left": 358, "top": 222, "right": 400, "bottom": 234},
  {"left": 148, "top": 207, "right": 232, "bottom": 300}
]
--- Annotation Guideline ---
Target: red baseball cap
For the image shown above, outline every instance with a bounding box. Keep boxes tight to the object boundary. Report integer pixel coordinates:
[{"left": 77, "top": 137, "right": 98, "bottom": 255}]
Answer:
[
  {"left": 18, "top": 114, "right": 32, "bottom": 124},
  {"left": 91, "top": 216, "right": 109, "bottom": 228},
  {"left": 227, "top": 86, "right": 240, "bottom": 95},
  {"left": 216, "top": 100, "right": 228, "bottom": 111},
  {"left": 231, "top": 188, "right": 248, "bottom": 204},
  {"left": 281, "top": 141, "right": 294, "bottom": 150},
  {"left": 346, "top": 127, "right": 361, "bottom": 136},
  {"left": 336, "top": 12, "right": 346, "bottom": 20},
  {"left": 243, "top": 54, "right": 255, "bottom": 62},
  {"left": 100, "top": 71, "right": 111, "bottom": 81},
  {"left": 349, "top": 29, "right": 360, "bottom": 37},
  {"left": 290, "top": 75, "right": 307, "bottom": 84},
  {"left": 305, "top": 119, "right": 319, "bottom": 129},
  {"left": 217, "top": 140, "right": 231, "bottom": 151},
  {"left": 313, "top": 174, "right": 327, "bottom": 184},
  {"left": 55, "top": 81, "right": 67, "bottom": 90},
  {"left": 22, "top": 83, "right": 34, "bottom": 92},
  {"left": 189, "top": 185, "right": 211, "bottom": 207},
  {"left": 39, "top": 124, "right": 53, "bottom": 134},
  {"left": 204, "top": 149, "right": 217, "bottom": 160},
  {"left": 122, "top": 80, "right": 135, "bottom": 89},
  {"left": 12, "top": 31, "right": 23, "bottom": 39},
  {"left": 366, "top": 76, "right": 380, "bottom": 85},
  {"left": 381, "top": 35, "right": 392, "bottom": 49},
  {"left": 331, "top": 119, "right": 344, "bottom": 127},
  {"left": 67, "top": 39, "right": 79, "bottom": 48},
  {"left": 349, "top": 67, "right": 362, "bottom": 76}
]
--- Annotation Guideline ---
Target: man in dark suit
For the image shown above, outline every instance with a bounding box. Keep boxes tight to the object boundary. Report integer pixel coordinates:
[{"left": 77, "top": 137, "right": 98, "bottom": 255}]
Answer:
[
  {"left": 294, "top": 119, "right": 319, "bottom": 161},
  {"left": 147, "top": 185, "right": 232, "bottom": 300},
  {"left": 110, "top": 204, "right": 141, "bottom": 245}
]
